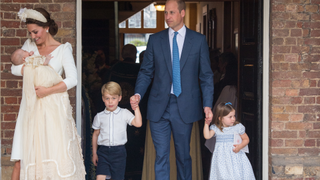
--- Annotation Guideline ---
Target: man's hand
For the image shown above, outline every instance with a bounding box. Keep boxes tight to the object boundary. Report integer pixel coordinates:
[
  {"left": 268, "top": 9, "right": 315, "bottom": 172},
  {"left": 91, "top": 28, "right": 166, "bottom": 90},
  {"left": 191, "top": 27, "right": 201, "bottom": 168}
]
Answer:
[
  {"left": 204, "top": 107, "right": 213, "bottom": 125},
  {"left": 130, "top": 94, "right": 141, "bottom": 110}
]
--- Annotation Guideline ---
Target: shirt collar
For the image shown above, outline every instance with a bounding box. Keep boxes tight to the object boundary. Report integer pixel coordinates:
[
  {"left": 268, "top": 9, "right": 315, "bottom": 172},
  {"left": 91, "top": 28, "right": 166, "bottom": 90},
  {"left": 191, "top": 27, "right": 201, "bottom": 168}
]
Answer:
[
  {"left": 104, "top": 106, "right": 121, "bottom": 114},
  {"left": 169, "top": 25, "right": 186, "bottom": 37}
]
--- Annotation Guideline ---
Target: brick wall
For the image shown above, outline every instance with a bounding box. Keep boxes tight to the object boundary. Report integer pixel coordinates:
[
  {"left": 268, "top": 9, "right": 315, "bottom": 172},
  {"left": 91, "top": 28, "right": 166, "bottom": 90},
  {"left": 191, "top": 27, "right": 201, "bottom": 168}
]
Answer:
[
  {"left": 271, "top": 0, "right": 320, "bottom": 179},
  {"left": 0, "top": 1, "right": 76, "bottom": 179}
]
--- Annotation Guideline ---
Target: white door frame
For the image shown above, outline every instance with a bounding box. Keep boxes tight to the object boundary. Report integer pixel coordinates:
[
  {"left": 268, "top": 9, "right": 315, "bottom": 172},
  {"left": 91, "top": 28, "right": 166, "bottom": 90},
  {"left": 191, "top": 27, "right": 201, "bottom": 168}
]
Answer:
[
  {"left": 76, "top": 0, "right": 82, "bottom": 136},
  {"left": 75, "top": 0, "right": 270, "bottom": 179},
  {"left": 262, "top": 0, "right": 270, "bottom": 179}
]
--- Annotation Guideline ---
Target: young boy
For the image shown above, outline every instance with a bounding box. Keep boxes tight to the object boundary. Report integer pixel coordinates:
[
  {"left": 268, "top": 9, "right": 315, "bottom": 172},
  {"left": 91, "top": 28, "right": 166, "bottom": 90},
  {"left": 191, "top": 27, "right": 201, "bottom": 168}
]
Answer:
[{"left": 92, "top": 81, "right": 142, "bottom": 180}]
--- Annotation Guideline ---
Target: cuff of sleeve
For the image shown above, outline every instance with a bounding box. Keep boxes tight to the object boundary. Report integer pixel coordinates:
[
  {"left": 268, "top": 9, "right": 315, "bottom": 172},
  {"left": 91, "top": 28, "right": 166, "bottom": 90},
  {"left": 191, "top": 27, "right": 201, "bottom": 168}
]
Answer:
[
  {"left": 63, "top": 79, "right": 77, "bottom": 90},
  {"left": 92, "top": 126, "right": 100, "bottom": 130},
  {"left": 128, "top": 116, "right": 135, "bottom": 126},
  {"left": 11, "top": 64, "right": 23, "bottom": 76},
  {"left": 135, "top": 93, "right": 141, "bottom": 100}
]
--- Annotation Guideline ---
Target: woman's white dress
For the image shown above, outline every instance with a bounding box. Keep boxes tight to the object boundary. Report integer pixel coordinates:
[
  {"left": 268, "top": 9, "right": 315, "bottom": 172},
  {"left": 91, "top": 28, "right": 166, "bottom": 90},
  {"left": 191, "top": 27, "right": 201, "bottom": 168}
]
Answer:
[
  {"left": 11, "top": 39, "right": 85, "bottom": 179},
  {"left": 209, "top": 123, "right": 255, "bottom": 180}
]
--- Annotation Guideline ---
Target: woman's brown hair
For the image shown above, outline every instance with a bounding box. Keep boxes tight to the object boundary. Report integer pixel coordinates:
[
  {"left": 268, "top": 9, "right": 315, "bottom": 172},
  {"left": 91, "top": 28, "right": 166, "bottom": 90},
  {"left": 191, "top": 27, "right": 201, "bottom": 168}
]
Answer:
[{"left": 26, "top": 8, "right": 58, "bottom": 36}]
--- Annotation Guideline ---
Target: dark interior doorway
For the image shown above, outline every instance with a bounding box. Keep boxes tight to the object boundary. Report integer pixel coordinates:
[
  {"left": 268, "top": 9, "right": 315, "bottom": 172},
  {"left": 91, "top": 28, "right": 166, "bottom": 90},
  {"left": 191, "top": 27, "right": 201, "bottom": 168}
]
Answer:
[{"left": 239, "top": 0, "right": 263, "bottom": 179}]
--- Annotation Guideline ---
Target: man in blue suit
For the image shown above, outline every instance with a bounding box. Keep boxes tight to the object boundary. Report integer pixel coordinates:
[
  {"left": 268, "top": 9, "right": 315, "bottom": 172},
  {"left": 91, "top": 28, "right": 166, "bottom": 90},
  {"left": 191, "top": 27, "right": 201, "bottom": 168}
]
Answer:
[{"left": 130, "top": 0, "right": 213, "bottom": 179}]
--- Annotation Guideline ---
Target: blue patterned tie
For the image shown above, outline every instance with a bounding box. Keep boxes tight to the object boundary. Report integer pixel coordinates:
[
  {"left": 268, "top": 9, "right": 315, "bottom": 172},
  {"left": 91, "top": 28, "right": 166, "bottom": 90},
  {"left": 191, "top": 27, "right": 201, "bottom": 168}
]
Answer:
[{"left": 172, "top": 32, "right": 181, "bottom": 97}]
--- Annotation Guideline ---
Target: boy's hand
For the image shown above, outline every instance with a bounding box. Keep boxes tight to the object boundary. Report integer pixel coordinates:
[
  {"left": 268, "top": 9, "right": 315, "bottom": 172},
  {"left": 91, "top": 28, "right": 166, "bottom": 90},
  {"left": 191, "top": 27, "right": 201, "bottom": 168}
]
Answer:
[
  {"left": 130, "top": 94, "right": 140, "bottom": 110},
  {"left": 92, "top": 153, "right": 98, "bottom": 166},
  {"left": 44, "top": 54, "right": 53, "bottom": 65},
  {"left": 29, "top": 51, "right": 34, "bottom": 56},
  {"left": 233, "top": 144, "right": 241, "bottom": 153}
]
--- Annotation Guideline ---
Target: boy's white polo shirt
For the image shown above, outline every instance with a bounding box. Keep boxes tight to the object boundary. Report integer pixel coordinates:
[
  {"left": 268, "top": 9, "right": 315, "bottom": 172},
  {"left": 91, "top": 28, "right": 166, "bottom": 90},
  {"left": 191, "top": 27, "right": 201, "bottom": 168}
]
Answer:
[{"left": 92, "top": 107, "right": 135, "bottom": 146}]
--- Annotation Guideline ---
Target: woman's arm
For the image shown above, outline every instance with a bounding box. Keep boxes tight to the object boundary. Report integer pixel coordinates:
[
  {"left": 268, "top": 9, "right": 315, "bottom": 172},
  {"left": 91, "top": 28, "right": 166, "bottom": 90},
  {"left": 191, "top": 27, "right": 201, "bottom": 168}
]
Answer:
[
  {"left": 203, "top": 124, "right": 215, "bottom": 139},
  {"left": 11, "top": 64, "right": 24, "bottom": 76},
  {"left": 11, "top": 39, "right": 33, "bottom": 76},
  {"left": 35, "top": 82, "right": 67, "bottom": 98},
  {"left": 233, "top": 132, "right": 250, "bottom": 153},
  {"left": 61, "top": 43, "right": 77, "bottom": 90},
  {"left": 35, "top": 43, "right": 77, "bottom": 98}
]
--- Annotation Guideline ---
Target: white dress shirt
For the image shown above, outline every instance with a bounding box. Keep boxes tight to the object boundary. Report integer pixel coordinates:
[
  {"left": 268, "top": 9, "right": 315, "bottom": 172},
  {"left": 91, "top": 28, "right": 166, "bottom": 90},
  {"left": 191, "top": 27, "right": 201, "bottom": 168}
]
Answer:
[
  {"left": 168, "top": 25, "right": 186, "bottom": 94},
  {"left": 92, "top": 107, "right": 135, "bottom": 146}
]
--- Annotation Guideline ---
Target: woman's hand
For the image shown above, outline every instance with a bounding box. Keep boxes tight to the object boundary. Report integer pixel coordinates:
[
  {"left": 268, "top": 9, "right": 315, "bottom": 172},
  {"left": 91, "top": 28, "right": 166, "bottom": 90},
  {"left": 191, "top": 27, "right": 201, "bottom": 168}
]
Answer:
[
  {"left": 35, "top": 86, "right": 50, "bottom": 98},
  {"left": 35, "top": 82, "right": 67, "bottom": 98}
]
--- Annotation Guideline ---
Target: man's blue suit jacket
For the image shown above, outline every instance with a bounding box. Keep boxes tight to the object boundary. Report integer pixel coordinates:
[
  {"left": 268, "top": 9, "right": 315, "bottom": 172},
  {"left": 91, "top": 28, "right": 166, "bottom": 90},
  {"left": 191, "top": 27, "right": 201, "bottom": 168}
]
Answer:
[{"left": 135, "top": 28, "right": 214, "bottom": 124}]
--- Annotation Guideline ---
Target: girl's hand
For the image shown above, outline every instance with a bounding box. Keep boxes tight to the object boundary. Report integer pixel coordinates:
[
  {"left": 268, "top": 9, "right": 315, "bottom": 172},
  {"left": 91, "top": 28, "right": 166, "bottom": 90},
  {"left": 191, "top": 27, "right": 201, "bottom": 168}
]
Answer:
[
  {"left": 233, "top": 144, "right": 241, "bottom": 153},
  {"left": 35, "top": 86, "right": 50, "bottom": 98},
  {"left": 205, "top": 117, "right": 212, "bottom": 125}
]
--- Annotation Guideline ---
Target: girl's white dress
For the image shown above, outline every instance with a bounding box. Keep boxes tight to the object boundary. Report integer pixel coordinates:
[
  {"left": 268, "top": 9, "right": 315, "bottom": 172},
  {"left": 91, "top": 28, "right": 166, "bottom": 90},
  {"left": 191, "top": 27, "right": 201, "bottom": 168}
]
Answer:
[
  {"left": 209, "top": 123, "right": 255, "bottom": 180},
  {"left": 10, "top": 39, "right": 85, "bottom": 180}
]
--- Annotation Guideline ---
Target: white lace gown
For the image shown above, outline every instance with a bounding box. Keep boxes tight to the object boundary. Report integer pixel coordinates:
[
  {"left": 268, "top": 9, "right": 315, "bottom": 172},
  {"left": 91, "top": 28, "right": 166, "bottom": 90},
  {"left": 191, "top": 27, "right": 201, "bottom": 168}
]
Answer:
[
  {"left": 209, "top": 123, "right": 255, "bottom": 180},
  {"left": 18, "top": 56, "right": 86, "bottom": 180},
  {"left": 10, "top": 39, "right": 85, "bottom": 180}
]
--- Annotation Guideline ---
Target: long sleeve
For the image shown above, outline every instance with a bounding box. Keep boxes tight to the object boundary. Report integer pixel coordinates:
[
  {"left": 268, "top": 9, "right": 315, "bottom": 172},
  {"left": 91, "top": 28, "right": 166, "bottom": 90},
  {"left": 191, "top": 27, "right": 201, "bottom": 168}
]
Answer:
[{"left": 61, "top": 43, "right": 77, "bottom": 90}]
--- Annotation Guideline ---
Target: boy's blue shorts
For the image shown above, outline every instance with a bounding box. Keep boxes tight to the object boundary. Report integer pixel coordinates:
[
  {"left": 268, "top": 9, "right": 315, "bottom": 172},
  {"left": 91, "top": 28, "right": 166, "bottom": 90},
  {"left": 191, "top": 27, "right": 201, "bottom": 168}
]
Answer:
[{"left": 96, "top": 145, "right": 127, "bottom": 180}]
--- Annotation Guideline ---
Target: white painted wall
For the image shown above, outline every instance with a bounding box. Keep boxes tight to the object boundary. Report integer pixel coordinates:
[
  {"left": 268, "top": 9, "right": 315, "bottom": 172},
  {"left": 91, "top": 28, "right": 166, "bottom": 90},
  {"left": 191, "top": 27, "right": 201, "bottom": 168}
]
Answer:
[{"left": 197, "top": 2, "right": 223, "bottom": 50}]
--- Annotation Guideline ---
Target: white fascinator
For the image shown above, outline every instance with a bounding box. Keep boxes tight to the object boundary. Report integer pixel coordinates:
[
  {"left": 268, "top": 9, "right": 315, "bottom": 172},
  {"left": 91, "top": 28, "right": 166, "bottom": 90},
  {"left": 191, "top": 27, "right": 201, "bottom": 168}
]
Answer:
[{"left": 18, "top": 8, "right": 47, "bottom": 23}]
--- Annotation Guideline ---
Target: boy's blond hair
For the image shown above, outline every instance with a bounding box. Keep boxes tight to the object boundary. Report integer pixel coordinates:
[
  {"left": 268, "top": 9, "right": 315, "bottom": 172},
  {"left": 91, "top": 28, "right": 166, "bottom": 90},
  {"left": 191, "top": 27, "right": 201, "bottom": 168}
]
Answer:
[{"left": 101, "top": 81, "right": 122, "bottom": 96}]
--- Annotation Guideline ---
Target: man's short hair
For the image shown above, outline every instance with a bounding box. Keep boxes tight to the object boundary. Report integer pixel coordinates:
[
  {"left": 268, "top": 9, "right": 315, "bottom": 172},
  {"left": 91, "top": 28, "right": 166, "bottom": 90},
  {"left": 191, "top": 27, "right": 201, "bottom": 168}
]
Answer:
[
  {"left": 101, "top": 81, "right": 122, "bottom": 96},
  {"left": 167, "top": 0, "right": 186, "bottom": 12},
  {"left": 121, "top": 44, "right": 137, "bottom": 62}
]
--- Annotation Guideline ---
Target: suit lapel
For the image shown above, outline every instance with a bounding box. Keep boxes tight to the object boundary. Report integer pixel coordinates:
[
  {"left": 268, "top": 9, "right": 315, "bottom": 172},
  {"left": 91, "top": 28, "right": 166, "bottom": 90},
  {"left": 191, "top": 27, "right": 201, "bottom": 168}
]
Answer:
[
  {"left": 161, "top": 29, "right": 172, "bottom": 78},
  {"left": 180, "top": 28, "right": 193, "bottom": 70}
]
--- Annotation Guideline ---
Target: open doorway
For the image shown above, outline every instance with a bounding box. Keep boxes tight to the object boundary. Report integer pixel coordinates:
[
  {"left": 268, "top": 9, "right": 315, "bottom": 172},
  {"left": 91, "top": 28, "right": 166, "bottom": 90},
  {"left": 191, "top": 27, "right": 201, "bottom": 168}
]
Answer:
[{"left": 79, "top": 1, "right": 263, "bottom": 179}]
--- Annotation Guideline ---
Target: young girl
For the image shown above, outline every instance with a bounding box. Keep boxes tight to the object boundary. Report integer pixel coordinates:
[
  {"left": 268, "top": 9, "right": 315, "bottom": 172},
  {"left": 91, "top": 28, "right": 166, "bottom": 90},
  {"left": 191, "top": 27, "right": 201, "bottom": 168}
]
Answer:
[{"left": 203, "top": 102, "right": 255, "bottom": 180}]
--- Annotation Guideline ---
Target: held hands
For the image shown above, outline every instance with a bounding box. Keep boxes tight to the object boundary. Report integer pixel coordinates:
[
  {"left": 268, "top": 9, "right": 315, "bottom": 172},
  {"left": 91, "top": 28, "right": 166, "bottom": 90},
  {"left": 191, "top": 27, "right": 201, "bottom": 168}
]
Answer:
[
  {"left": 204, "top": 107, "right": 213, "bottom": 125},
  {"left": 92, "top": 153, "right": 98, "bottom": 166},
  {"left": 130, "top": 94, "right": 140, "bottom": 110}
]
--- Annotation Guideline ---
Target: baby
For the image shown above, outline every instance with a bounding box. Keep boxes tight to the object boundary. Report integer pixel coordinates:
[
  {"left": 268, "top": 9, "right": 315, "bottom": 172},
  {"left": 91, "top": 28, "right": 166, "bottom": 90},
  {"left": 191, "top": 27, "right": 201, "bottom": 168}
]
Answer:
[{"left": 11, "top": 49, "right": 52, "bottom": 69}]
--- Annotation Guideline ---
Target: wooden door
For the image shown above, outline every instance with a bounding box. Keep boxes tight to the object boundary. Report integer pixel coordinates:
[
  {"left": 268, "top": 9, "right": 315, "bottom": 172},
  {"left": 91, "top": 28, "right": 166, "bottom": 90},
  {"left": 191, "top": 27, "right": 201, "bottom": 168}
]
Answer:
[{"left": 239, "top": 0, "right": 263, "bottom": 179}]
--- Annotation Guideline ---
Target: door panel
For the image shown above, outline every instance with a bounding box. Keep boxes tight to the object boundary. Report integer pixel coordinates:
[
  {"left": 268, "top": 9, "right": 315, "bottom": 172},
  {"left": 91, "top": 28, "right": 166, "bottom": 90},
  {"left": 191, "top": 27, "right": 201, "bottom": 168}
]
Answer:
[{"left": 239, "top": 0, "right": 263, "bottom": 179}]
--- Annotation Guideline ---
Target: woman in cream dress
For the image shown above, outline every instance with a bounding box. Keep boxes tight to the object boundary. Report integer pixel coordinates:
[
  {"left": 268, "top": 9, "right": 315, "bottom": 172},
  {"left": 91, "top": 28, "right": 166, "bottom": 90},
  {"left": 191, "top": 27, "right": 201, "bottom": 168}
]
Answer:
[{"left": 11, "top": 8, "right": 85, "bottom": 180}]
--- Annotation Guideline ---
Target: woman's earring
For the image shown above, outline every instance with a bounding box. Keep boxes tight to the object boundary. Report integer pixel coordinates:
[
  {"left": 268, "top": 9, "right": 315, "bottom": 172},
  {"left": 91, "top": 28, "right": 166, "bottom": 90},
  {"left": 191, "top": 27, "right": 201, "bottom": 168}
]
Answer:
[{"left": 46, "top": 29, "right": 49, "bottom": 33}]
